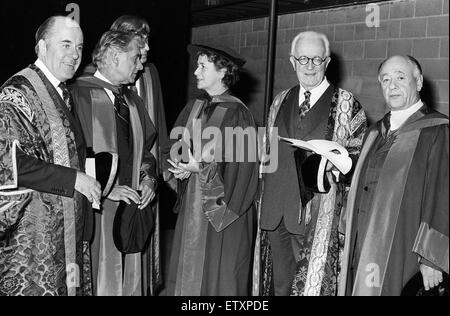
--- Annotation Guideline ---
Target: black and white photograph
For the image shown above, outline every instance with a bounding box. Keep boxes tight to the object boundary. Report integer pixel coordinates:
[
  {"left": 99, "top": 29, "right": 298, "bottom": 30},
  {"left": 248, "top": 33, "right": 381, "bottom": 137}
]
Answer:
[{"left": 0, "top": 0, "right": 448, "bottom": 303}]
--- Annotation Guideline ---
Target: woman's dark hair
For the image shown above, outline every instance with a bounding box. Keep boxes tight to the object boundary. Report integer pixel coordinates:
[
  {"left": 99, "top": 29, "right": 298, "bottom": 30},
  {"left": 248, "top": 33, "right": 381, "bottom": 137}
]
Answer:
[{"left": 197, "top": 50, "right": 240, "bottom": 88}]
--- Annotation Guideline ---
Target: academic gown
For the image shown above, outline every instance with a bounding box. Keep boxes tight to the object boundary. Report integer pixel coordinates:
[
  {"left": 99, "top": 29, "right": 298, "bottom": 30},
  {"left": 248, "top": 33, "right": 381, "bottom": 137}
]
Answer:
[
  {"left": 70, "top": 75, "right": 157, "bottom": 296},
  {"left": 339, "top": 106, "right": 449, "bottom": 296},
  {"left": 164, "top": 93, "right": 259, "bottom": 296}
]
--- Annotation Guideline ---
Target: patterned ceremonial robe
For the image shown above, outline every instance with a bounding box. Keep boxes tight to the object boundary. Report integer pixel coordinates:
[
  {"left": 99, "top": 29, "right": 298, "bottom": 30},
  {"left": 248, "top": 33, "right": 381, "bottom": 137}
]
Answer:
[
  {"left": 254, "top": 84, "right": 367, "bottom": 296},
  {"left": 0, "top": 65, "right": 91, "bottom": 296}
]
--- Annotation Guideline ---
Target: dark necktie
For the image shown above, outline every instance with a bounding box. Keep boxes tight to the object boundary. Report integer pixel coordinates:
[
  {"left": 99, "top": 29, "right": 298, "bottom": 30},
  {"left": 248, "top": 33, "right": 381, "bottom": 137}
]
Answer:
[
  {"left": 383, "top": 112, "right": 395, "bottom": 139},
  {"left": 113, "top": 88, "right": 130, "bottom": 130},
  {"left": 299, "top": 90, "right": 311, "bottom": 119},
  {"left": 59, "top": 82, "right": 73, "bottom": 111}
]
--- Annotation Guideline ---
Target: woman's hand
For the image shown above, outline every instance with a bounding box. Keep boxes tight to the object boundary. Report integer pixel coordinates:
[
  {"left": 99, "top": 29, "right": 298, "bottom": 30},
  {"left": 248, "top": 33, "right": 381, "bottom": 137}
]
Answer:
[{"left": 167, "top": 150, "right": 200, "bottom": 179}]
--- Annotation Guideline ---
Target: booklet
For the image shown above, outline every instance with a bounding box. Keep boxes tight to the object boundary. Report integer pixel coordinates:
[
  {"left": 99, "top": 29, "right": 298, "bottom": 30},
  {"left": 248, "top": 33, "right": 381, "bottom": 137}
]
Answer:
[
  {"left": 279, "top": 136, "right": 352, "bottom": 175},
  {"left": 85, "top": 150, "right": 118, "bottom": 209}
]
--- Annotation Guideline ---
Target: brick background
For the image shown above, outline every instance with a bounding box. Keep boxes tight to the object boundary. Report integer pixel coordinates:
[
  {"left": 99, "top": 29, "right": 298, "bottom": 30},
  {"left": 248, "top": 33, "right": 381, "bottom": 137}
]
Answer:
[{"left": 189, "top": 0, "right": 449, "bottom": 125}]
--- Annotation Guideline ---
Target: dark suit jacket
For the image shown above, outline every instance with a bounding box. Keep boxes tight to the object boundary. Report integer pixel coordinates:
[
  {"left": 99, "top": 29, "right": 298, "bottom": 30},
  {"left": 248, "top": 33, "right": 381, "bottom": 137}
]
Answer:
[{"left": 260, "top": 84, "right": 335, "bottom": 234}]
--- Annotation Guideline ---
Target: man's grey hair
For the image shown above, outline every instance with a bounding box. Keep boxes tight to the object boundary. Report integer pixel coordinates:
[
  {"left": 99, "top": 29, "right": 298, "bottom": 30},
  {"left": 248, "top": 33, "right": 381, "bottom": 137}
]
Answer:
[
  {"left": 110, "top": 15, "right": 150, "bottom": 38},
  {"left": 290, "top": 31, "right": 330, "bottom": 57},
  {"left": 92, "top": 30, "right": 139, "bottom": 68}
]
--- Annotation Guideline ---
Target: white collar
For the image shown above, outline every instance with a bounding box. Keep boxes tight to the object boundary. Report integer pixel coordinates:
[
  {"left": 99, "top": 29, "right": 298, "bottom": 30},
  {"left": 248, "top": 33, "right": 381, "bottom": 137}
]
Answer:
[
  {"left": 299, "top": 78, "right": 330, "bottom": 108},
  {"left": 34, "top": 59, "right": 61, "bottom": 91},
  {"left": 94, "top": 70, "right": 114, "bottom": 86},
  {"left": 94, "top": 70, "right": 116, "bottom": 103},
  {"left": 390, "top": 100, "right": 424, "bottom": 130}
]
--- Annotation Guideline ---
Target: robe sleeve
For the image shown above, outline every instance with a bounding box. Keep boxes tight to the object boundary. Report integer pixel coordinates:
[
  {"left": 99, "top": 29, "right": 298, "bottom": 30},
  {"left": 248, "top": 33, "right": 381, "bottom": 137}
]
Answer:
[
  {"left": 136, "top": 96, "right": 158, "bottom": 183},
  {"left": 413, "top": 124, "right": 449, "bottom": 274},
  {"left": 199, "top": 104, "right": 259, "bottom": 232},
  {"left": 0, "top": 99, "right": 29, "bottom": 232},
  {"left": 0, "top": 93, "right": 74, "bottom": 233}
]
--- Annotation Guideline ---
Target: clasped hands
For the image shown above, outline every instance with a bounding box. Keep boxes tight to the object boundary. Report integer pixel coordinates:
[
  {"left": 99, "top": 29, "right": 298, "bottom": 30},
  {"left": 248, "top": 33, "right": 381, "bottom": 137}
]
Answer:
[{"left": 167, "top": 150, "right": 200, "bottom": 180}]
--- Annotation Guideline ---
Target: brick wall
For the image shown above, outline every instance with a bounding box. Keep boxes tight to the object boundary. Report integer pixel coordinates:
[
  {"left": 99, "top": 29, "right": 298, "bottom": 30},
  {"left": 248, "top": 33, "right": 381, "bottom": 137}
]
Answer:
[{"left": 189, "top": 0, "right": 449, "bottom": 125}]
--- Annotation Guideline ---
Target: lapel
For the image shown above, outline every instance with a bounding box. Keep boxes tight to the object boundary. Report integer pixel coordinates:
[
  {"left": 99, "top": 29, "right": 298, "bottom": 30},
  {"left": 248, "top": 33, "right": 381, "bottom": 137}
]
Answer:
[
  {"left": 284, "top": 85, "right": 299, "bottom": 137},
  {"left": 31, "top": 64, "right": 73, "bottom": 121},
  {"left": 30, "top": 64, "right": 86, "bottom": 151},
  {"left": 276, "top": 85, "right": 297, "bottom": 138}
]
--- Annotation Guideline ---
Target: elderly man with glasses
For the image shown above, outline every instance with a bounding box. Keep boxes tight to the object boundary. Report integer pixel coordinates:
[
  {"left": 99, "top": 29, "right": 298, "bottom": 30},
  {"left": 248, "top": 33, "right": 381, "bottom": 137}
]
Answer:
[{"left": 257, "top": 31, "right": 367, "bottom": 296}]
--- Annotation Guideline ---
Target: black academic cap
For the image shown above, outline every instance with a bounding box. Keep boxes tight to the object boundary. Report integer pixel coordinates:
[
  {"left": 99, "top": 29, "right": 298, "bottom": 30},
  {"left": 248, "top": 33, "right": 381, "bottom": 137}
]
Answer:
[
  {"left": 113, "top": 200, "right": 154, "bottom": 254},
  {"left": 187, "top": 43, "right": 246, "bottom": 67}
]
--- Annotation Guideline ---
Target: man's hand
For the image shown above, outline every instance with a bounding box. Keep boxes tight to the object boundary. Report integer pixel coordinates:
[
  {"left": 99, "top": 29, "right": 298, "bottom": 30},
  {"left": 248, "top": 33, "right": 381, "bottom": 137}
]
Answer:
[
  {"left": 420, "top": 264, "right": 443, "bottom": 291},
  {"left": 325, "top": 160, "right": 336, "bottom": 172},
  {"left": 75, "top": 172, "right": 101, "bottom": 206},
  {"left": 326, "top": 149, "right": 343, "bottom": 172},
  {"left": 139, "top": 179, "right": 156, "bottom": 210},
  {"left": 107, "top": 185, "right": 140, "bottom": 205}
]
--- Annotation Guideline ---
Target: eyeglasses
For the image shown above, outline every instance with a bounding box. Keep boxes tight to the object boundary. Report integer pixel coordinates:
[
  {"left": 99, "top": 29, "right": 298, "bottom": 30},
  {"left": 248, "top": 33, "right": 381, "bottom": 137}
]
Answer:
[{"left": 292, "top": 55, "right": 328, "bottom": 66}]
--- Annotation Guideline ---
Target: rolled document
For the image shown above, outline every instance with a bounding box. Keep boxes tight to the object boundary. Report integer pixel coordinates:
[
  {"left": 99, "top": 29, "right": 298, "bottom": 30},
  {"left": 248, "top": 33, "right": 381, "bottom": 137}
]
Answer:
[
  {"left": 279, "top": 136, "right": 352, "bottom": 175},
  {"left": 85, "top": 158, "right": 99, "bottom": 209}
]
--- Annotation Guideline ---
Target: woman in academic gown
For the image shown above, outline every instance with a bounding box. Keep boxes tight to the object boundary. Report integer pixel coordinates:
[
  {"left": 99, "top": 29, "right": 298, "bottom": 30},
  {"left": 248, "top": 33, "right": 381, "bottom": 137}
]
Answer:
[{"left": 164, "top": 44, "right": 259, "bottom": 296}]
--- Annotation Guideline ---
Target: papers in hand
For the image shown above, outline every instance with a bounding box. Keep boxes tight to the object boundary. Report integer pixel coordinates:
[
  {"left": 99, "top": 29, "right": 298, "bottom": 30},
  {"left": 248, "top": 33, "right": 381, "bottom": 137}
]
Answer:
[
  {"left": 279, "top": 136, "right": 352, "bottom": 175},
  {"left": 85, "top": 158, "right": 99, "bottom": 209},
  {"left": 85, "top": 152, "right": 119, "bottom": 210}
]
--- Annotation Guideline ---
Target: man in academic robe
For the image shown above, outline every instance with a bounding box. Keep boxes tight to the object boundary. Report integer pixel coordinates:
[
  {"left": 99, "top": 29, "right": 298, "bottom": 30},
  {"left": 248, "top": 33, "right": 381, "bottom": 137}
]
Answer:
[
  {"left": 109, "top": 15, "right": 168, "bottom": 296},
  {"left": 0, "top": 16, "right": 101, "bottom": 296},
  {"left": 255, "top": 31, "right": 367, "bottom": 296},
  {"left": 164, "top": 44, "right": 259, "bottom": 296},
  {"left": 71, "top": 30, "right": 157, "bottom": 296},
  {"left": 339, "top": 55, "right": 449, "bottom": 296}
]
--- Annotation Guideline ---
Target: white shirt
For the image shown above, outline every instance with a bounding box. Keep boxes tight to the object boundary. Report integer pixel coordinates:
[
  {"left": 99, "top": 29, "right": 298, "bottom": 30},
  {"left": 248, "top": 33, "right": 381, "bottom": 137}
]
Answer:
[
  {"left": 299, "top": 77, "right": 331, "bottom": 110},
  {"left": 390, "top": 100, "right": 424, "bottom": 131},
  {"left": 34, "top": 59, "right": 64, "bottom": 100},
  {"left": 94, "top": 70, "right": 116, "bottom": 104},
  {"left": 135, "top": 77, "right": 142, "bottom": 96}
]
